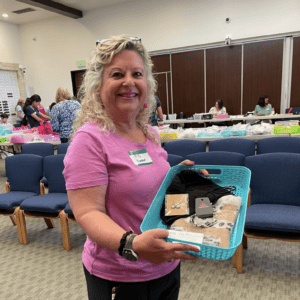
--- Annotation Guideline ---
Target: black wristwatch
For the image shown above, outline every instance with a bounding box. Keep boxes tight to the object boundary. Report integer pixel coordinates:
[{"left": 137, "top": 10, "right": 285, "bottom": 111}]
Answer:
[{"left": 122, "top": 234, "right": 138, "bottom": 261}]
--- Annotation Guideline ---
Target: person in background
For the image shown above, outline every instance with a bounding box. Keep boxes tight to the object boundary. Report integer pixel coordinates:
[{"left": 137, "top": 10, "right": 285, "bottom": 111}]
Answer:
[
  {"left": 149, "top": 96, "right": 163, "bottom": 132},
  {"left": 45, "top": 102, "right": 56, "bottom": 116},
  {"left": 15, "top": 99, "right": 25, "bottom": 127},
  {"left": 63, "top": 35, "right": 209, "bottom": 300},
  {"left": 0, "top": 113, "right": 9, "bottom": 124},
  {"left": 208, "top": 99, "right": 227, "bottom": 117},
  {"left": 50, "top": 87, "right": 81, "bottom": 143},
  {"left": 22, "top": 94, "right": 50, "bottom": 128},
  {"left": 254, "top": 96, "right": 272, "bottom": 115}
]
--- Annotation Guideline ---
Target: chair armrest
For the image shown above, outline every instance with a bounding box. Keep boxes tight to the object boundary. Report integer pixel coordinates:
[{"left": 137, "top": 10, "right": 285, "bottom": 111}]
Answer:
[
  {"left": 247, "top": 188, "right": 251, "bottom": 207},
  {"left": 6, "top": 181, "right": 10, "bottom": 192}
]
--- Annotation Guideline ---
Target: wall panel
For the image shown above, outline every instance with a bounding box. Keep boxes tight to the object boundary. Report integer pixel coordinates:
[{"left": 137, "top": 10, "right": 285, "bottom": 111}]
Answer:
[
  {"left": 206, "top": 45, "right": 242, "bottom": 115},
  {"left": 243, "top": 40, "right": 283, "bottom": 114},
  {"left": 171, "top": 50, "right": 204, "bottom": 118},
  {"left": 291, "top": 37, "right": 300, "bottom": 107}
]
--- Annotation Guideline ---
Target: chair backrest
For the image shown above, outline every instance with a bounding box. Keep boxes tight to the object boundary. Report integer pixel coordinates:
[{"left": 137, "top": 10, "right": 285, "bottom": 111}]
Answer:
[
  {"left": 57, "top": 143, "right": 70, "bottom": 155},
  {"left": 164, "top": 140, "right": 206, "bottom": 158},
  {"left": 245, "top": 153, "right": 300, "bottom": 206},
  {"left": 285, "top": 107, "right": 300, "bottom": 114},
  {"left": 186, "top": 151, "right": 245, "bottom": 166},
  {"left": 43, "top": 154, "right": 67, "bottom": 193},
  {"left": 209, "top": 138, "right": 255, "bottom": 157},
  {"left": 6, "top": 154, "right": 43, "bottom": 194},
  {"left": 167, "top": 154, "right": 184, "bottom": 167},
  {"left": 257, "top": 137, "right": 300, "bottom": 154},
  {"left": 22, "top": 143, "right": 54, "bottom": 157}
]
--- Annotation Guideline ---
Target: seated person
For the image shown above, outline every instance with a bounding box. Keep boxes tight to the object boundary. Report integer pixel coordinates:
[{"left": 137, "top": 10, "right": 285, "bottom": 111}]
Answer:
[
  {"left": 254, "top": 96, "right": 272, "bottom": 115},
  {"left": 0, "top": 113, "right": 9, "bottom": 124},
  {"left": 22, "top": 94, "right": 50, "bottom": 128},
  {"left": 209, "top": 100, "right": 227, "bottom": 117}
]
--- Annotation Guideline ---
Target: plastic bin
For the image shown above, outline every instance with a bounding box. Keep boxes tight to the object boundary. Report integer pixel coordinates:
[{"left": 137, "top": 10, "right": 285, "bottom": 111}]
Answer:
[
  {"left": 221, "top": 129, "right": 247, "bottom": 137},
  {"left": 197, "top": 132, "right": 223, "bottom": 138},
  {"left": 141, "top": 164, "right": 251, "bottom": 261},
  {"left": 168, "top": 114, "right": 177, "bottom": 120}
]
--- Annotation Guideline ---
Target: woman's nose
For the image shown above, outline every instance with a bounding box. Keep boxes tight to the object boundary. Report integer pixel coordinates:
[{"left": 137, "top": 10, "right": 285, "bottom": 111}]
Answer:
[{"left": 123, "top": 73, "right": 135, "bottom": 87}]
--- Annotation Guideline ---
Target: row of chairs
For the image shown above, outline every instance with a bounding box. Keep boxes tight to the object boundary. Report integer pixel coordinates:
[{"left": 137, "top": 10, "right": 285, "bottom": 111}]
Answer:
[
  {"left": 1, "top": 154, "right": 71, "bottom": 250},
  {"left": 21, "top": 142, "right": 69, "bottom": 156},
  {"left": 164, "top": 137, "right": 300, "bottom": 159},
  {"left": 2, "top": 150, "right": 299, "bottom": 274},
  {"left": 167, "top": 151, "right": 300, "bottom": 273}
]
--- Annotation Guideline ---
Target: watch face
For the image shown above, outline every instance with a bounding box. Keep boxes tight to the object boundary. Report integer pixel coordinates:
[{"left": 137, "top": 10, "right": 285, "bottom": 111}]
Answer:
[{"left": 123, "top": 249, "right": 138, "bottom": 262}]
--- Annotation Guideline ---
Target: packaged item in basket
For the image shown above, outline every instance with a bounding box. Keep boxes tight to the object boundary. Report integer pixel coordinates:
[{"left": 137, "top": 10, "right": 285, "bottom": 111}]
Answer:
[{"left": 165, "top": 194, "right": 189, "bottom": 216}]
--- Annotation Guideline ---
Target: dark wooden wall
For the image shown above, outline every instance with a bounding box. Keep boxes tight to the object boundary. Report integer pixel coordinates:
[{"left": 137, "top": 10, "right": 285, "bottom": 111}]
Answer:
[
  {"left": 291, "top": 37, "right": 300, "bottom": 107},
  {"left": 206, "top": 45, "right": 242, "bottom": 115},
  {"left": 243, "top": 40, "right": 283, "bottom": 114},
  {"left": 151, "top": 39, "right": 285, "bottom": 118}
]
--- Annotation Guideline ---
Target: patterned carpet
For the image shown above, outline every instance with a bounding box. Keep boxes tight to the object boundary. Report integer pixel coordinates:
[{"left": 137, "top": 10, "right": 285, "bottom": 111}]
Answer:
[{"left": 0, "top": 158, "right": 299, "bottom": 300}]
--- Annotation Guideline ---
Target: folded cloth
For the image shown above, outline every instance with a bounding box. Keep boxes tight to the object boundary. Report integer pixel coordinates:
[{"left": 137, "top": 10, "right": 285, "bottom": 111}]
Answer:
[
  {"left": 160, "top": 170, "right": 234, "bottom": 226},
  {"left": 169, "top": 195, "right": 242, "bottom": 248}
]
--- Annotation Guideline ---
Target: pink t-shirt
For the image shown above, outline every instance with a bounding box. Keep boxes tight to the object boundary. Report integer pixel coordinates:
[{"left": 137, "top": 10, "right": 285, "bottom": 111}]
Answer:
[{"left": 63, "top": 122, "right": 180, "bottom": 282}]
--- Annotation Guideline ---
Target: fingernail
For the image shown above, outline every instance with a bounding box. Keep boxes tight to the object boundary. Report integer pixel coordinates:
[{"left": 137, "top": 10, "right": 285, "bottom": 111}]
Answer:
[{"left": 191, "top": 161, "right": 195, "bottom": 164}]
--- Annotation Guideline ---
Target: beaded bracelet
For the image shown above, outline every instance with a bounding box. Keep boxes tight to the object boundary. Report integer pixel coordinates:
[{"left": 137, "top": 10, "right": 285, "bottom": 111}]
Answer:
[{"left": 118, "top": 230, "right": 133, "bottom": 256}]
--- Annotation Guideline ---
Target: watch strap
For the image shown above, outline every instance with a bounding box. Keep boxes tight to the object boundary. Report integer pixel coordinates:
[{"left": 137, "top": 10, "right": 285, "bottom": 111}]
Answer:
[
  {"left": 124, "top": 234, "right": 138, "bottom": 251},
  {"left": 118, "top": 230, "right": 133, "bottom": 256}
]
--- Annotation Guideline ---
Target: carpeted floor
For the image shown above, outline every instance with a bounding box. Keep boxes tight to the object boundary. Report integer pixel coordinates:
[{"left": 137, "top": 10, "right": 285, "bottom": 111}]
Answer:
[{"left": 0, "top": 157, "right": 299, "bottom": 300}]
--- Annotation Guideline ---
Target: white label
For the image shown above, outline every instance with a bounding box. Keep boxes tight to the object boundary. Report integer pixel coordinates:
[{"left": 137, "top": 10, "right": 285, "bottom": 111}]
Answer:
[{"left": 168, "top": 230, "right": 204, "bottom": 244}]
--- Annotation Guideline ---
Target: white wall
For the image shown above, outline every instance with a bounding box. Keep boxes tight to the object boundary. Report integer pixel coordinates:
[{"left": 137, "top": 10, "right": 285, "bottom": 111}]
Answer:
[
  {"left": 18, "top": 0, "right": 300, "bottom": 107},
  {"left": 0, "top": 21, "right": 24, "bottom": 65}
]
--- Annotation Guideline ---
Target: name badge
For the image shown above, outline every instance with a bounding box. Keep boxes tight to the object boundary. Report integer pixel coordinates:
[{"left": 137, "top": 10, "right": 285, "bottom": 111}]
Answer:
[{"left": 128, "top": 149, "right": 153, "bottom": 166}]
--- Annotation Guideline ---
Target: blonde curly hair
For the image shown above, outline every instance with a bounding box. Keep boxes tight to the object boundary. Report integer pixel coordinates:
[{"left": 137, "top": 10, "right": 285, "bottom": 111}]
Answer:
[
  {"left": 71, "top": 34, "right": 159, "bottom": 144},
  {"left": 55, "top": 87, "right": 71, "bottom": 103}
]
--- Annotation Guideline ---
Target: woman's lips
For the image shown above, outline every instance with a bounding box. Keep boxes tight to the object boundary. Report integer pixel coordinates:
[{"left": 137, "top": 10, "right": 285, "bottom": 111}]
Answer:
[{"left": 118, "top": 93, "right": 138, "bottom": 100}]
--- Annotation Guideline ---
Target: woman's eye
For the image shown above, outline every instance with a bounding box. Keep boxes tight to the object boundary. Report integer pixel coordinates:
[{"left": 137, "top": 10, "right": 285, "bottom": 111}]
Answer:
[
  {"left": 112, "top": 72, "right": 123, "bottom": 77},
  {"left": 134, "top": 72, "right": 143, "bottom": 77}
]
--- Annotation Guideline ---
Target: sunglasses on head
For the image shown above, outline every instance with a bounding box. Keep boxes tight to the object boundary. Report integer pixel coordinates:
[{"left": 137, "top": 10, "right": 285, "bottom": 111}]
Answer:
[{"left": 96, "top": 36, "right": 141, "bottom": 46}]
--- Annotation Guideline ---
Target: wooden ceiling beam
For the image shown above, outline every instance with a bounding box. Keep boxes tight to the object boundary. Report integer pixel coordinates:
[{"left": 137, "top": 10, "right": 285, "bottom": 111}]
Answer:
[{"left": 16, "top": 0, "right": 83, "bottom": 19}]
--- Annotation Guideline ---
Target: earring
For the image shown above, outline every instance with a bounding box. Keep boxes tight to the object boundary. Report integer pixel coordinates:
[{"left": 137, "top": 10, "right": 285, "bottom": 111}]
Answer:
[{"left": 144, "top": 103, "right": 148, "bottom": 108}]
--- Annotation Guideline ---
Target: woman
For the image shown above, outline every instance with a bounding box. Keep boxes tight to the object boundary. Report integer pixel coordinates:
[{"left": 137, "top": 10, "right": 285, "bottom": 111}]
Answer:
[
  {"left": 22, "top": 94, "right": 50, "bottom": 128},
  {"left": 50, "top": 87, "right": 81, "bottom": 143},
  {"left": 254, "top": 96, "right": 272, "bottom": 115},
  {"left": 149, "top": 96, "right": 163, "bottom": 132},
  {"left": 45, "top": 102, "right": 56, "bottom": 116},
  {"left": 63, "top": 35, "right": 209, "bottom": 300},
  {"left": 15, "top": 98, "right": 25, "bottom": 126},
  {"left": 208, "top": 99, "right": 226, "bottom": 117}
]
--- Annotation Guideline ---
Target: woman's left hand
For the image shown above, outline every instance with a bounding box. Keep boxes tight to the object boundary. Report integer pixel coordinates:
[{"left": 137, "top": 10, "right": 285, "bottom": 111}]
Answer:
[{"left": 179, "top": 159, "right": 209, "bottom": 177}]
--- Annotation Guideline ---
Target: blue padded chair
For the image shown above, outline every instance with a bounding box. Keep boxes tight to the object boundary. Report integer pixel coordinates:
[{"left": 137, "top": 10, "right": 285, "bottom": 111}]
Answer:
[
  {"left": 257, "top": 137, "right": 300, "bottom": 154},
  {"left": 209, "top": 138, "right": 255, "bottom": 157},
  {"left": 19, "top": 154, "right": 71, "bottom": 250},
  {"left": 167, "top": 154, "right": 184, "bottom": 167},
  {"left": 164, "top": 140, "right": 206, "bottom": 159},
  {"left": 0, "top": 154, "right": 43, "bottom": 244},
  {"left": 239, "top": 153, "right": 300, "bottom": 273},
  {"left": 22, "top": 143, "right": 55, "bottom": 186},
  {"left": 186, "top": 151, "right": 245, "bottom": 167},
  {"left": 57, "top": 142, "right": 70, "bottom": 155}
]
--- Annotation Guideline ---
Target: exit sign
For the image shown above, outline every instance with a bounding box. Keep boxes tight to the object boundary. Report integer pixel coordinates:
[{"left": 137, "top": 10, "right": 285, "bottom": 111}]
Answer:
[{"left": 77, "top": 60, "right": 86, "bottom": 67}]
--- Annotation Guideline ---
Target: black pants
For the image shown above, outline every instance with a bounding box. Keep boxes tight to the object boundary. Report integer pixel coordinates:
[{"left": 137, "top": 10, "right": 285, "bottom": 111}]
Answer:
[
  {"left": 60, "top": 137, "right": 69, "bottom": 143},
  {"left": 83, "top": 263, "right": 180, "bottom": 300}
]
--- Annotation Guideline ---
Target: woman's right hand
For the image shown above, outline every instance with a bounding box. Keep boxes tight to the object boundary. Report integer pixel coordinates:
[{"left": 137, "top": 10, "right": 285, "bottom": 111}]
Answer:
[{"left": 132, "top": 229, "right": 199, "bottom": 264}]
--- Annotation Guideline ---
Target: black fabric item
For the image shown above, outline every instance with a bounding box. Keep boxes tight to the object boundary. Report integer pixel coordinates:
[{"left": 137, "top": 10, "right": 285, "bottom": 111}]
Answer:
[
  {"left": 83, "top": 263, "right": 180, "bottom": 300},
  {"left": 160, "top": 170, "right": 233, "bottom": 226}
]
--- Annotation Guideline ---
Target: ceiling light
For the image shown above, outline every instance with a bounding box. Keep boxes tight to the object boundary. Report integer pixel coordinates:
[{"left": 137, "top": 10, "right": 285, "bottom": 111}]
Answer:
[{"left": 2, "top": 14, "right": 8, "bottom": 17}]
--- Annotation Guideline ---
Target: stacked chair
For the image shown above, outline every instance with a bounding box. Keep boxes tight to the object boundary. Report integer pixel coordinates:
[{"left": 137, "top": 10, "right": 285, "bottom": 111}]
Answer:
[
  {"left": 163, "top": 140, "right": 206, "bottom": 159},
  {"left": 22, "top": 143, "right": 55, "bottom": 188},
  {"left": 209, "top": 138, "right": 255, "bottom": 157},
  {"left": 18, "top": 154, "right": 71, "bottom": 250},
  {"left": 257, "top": 137, "right": 300, "bottom": 154},
  {"left": 234, "top": 153, "right": 300, "bottom": 273},
  {"left": 0, "top": 154, "right": 43, "bottom": 244}
]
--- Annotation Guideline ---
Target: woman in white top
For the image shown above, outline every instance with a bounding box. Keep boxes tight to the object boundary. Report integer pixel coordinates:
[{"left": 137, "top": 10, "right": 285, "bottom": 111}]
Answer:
[
  {"left": 208, "top": 100, "right": 226, "bottom": 117},
  {"left": 15, "top": 98, "right": 25, "bottom": 126}
]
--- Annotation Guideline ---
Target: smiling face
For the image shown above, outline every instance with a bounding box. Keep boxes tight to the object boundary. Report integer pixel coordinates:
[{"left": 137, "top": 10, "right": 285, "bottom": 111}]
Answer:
[{"left": 100, "top": 50, "right": 148, "bottom": 122}]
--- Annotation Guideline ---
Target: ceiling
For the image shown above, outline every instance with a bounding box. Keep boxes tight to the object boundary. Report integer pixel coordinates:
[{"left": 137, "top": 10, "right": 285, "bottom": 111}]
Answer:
[{"left": 0, "top": 0, "right": 132, "bottom": 25}]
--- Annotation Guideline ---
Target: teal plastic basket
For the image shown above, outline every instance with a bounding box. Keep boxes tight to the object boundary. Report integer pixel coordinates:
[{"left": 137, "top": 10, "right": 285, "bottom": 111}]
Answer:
[
  {"left": 140, "top": 164, "right": 251, "bottom": 261},
  {"left": 197, "top": 132, "right": 223, "bottom": 138}
]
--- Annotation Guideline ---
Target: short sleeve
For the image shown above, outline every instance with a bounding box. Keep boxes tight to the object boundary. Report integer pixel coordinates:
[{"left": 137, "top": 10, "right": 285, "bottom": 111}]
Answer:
[
  {"left": 17, "top": 106, "right": 21, "bottom": 112},
  {"left": 156, "top": 97, "right": 161, "bottom": 108},
  {"left": 63, "top": 130, "right": 108, "bottom": 190},
  {"left": 208, "top": 107, "right": 214, "bottom": 114}
]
